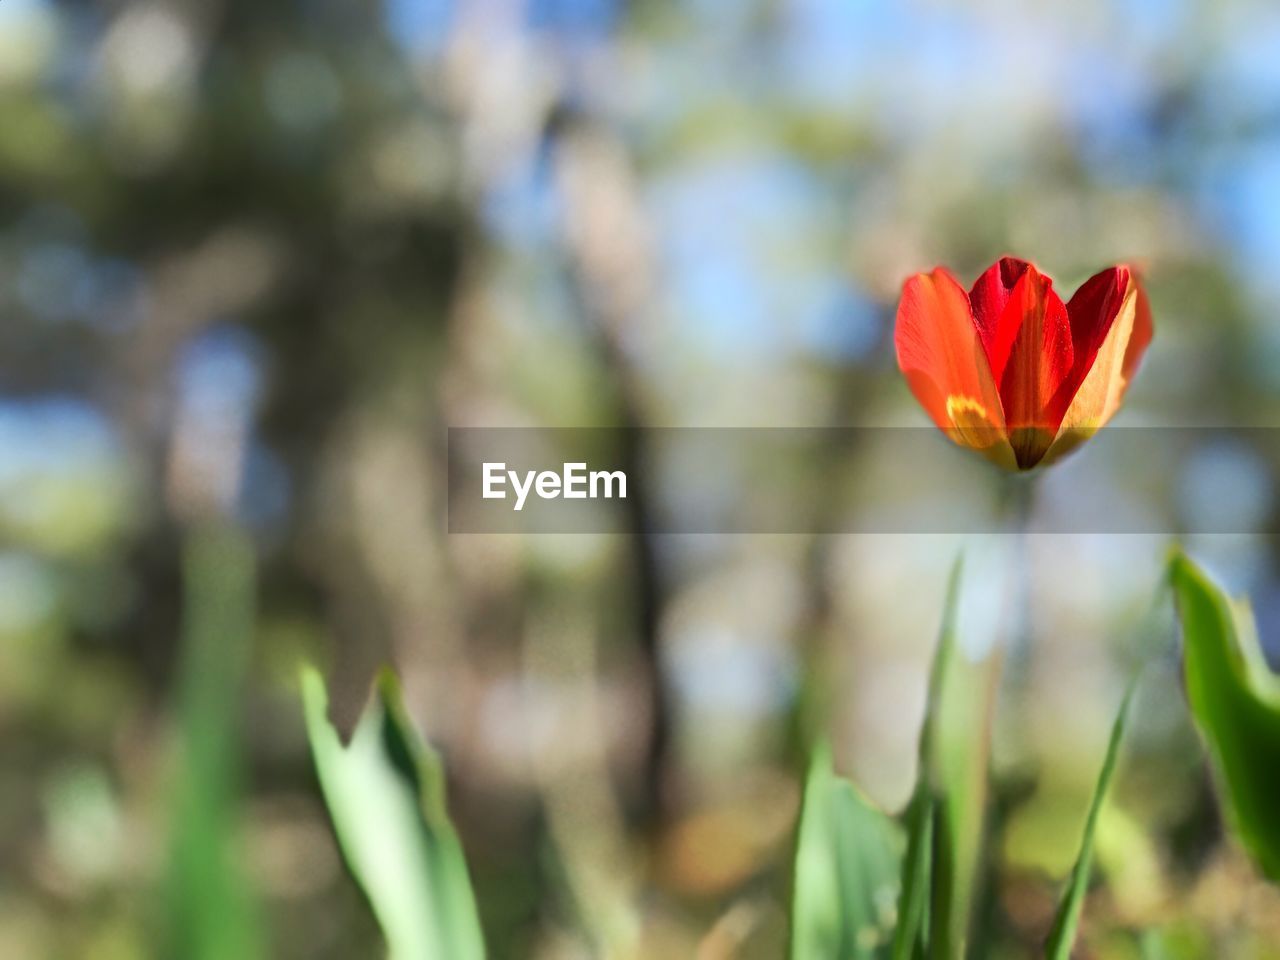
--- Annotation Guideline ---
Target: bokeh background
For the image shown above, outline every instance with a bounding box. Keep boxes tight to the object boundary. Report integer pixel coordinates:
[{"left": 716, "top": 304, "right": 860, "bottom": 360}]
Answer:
[{"left": 5, "top": 0, "right": 1280, "bottom": 956}]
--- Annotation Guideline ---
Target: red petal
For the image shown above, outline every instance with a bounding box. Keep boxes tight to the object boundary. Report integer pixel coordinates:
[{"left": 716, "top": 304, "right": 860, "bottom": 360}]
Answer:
[
  {"left": 1042, "top": 268, "right": 1152, "bottom": 465},
  {"left": 992, "top": 266, "right": 1074, "bottom": 465},
  {"left": 895, "top": 268, "right": 1013, "bottom": 464},
  {"left": 969, "top": 256, "right": 1034, "bottom": 381},
  {"left": 1063, "top": 265, "right": 1132, "bottom": 388}
]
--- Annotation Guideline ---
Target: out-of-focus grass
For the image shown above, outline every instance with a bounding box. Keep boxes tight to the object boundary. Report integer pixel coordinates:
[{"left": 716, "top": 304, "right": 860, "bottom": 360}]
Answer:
[
  {"left": 890, "top": 557, "right": 974, "bottom": 960},
  {"left": 166, "top": 526, "right": 264, "bottom": 960},
  {"left": 1046, "top": 678, "right": 1138, "bottom": 960},
  {"left": 791, "top": 558, "right": 989, "bottom": 959},
  {"left": 790, "top": 559, "right": 1143, "bottom": 960}
]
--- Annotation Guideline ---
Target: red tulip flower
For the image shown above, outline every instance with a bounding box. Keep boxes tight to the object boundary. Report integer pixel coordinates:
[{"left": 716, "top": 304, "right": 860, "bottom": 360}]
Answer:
[{"left": 895, "top": 257, "right": 1152, "bottom": 470}]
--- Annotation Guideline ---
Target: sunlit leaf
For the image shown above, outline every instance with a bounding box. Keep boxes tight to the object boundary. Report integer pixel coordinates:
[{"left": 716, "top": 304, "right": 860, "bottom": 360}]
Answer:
[
  {"left": 790, "top": 742, "right": 902, "bottom": 960},
  {"left": 302, "top": 666, "right": 486, "bottom": 960},
  {"left": 1170, "top": 551, "right": 1280, "bottom": 881},
  {"left": 1044, "top": 677, "right": 1138, "bottom": 960}
]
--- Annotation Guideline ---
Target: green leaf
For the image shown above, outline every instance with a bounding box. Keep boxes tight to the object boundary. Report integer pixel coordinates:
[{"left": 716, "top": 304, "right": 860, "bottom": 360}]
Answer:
[
  {"left": 302, "top": 666, "right": 486, "bottom": 960},
  {"left": 891, "top": 555, "right": 991, "bottom": 960},
  {"left": 891, "top": 791, "right": 933, "bottom": 960},
  {"left": 930, "top": 604, "right": 995, "bottom": 960},
  {"left": 1170, "top": 551, "right": 1280, "bottom": 881},
  {"left": 167, "top": 527, "right": 264, "bottom": 960},
  {"left": 1044, "top": 674, "right": 1137, "bottom": 959},
  {"left": 790, "top": 742, "right": 903, "bottom": 960}
]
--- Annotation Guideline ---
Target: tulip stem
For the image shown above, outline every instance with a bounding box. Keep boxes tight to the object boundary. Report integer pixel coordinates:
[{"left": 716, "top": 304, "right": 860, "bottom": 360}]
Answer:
[
  {"left": 1000, "top": 472, "right": 1038, "bottom": 757},
  {"left": 963, "top": 472, "right": 1039, "bottom": 958}
]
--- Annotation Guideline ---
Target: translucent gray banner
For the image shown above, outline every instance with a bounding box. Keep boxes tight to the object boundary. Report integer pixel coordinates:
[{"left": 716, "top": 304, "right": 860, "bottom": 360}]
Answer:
[{"left": 446, "top": 427, "right": 1280, "bottom": 534}]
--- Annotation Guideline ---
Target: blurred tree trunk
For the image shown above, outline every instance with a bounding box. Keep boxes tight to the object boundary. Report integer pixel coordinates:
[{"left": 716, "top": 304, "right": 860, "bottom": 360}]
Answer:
[{"left": 551, "top": 110, "right": 674, "bottom": 831}]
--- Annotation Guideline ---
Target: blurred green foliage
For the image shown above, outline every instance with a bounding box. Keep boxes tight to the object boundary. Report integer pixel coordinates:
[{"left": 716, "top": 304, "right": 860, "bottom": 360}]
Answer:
[
  {"left": 790, "top": 561, "right": 1140, "bottom": 960},
  {"left": 167, "top": 527, "right": 264, "bottom": 960}
]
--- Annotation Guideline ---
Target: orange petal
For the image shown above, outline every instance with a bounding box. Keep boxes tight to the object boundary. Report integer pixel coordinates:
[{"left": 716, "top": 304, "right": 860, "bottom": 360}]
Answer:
[
  {"left": 993, "top": 265, "right": 1074, "bottom": 467},
  {"left": 895, "top": 268, "right": 1015, "bottom": 467},
  {"left": 1041, "top": 268, "right": 1151, "bottom": 466}
]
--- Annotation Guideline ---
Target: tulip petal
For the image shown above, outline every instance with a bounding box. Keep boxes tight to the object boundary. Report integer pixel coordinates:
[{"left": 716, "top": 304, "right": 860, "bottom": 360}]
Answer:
[
  {"left": 992, "top": 266, "right": 1074, "bottom": 467},
  {"left": 1063, "top": 266, "right": 1132, "bottom": 386},
  {"left": 895, "top": 269, "right": 1015, "bottom": 467},
  {"left": 1041, "top": 268, "right": 1151, "bottom": 466},
  {"left": 1121, "top": 270, "right": 1153, "bottom": 383},
  {"left": 969, "top": 256, "right": 1034, "bottom": 382}
]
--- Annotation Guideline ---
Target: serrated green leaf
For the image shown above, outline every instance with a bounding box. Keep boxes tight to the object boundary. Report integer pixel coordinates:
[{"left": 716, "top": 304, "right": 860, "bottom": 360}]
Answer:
[
  {"left": 1044, "top": 676, "right": 1138, "bottom": 960},
  {"left": 1170, "top": 551, "right": 1280, "bottom": 881},
  {"left": 302, "top": 666, "right": 486, "bottom": 960},
  {"left": 790, "top": 742, "right": 903, "bottom": 960}
]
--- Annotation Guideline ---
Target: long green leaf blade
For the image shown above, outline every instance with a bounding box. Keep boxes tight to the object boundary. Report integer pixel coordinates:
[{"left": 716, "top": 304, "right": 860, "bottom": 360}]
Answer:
[
  {"left": 892, "top": 555, "right": 980, "bottom": 960},
  {"left": 167, "top": 527, "right": 264, "bottom": 960},
  {"left": 302, "top": 667, "right": 486, "bottom": 960},
  {"left": 1044, "top": 677, "right": 1138, "bottom": 959},
  {"left": 1170, "top": 551, "right": 1280, "bottom": 881},
  {"left": 890, "top": 791, "right": 933, "bottom": 960},
  {"left": 930, "top": 606, "right": 995, "bottom": 960},
  {"left": 790, "top": 742, "right": 903, "bottom": 960}
]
